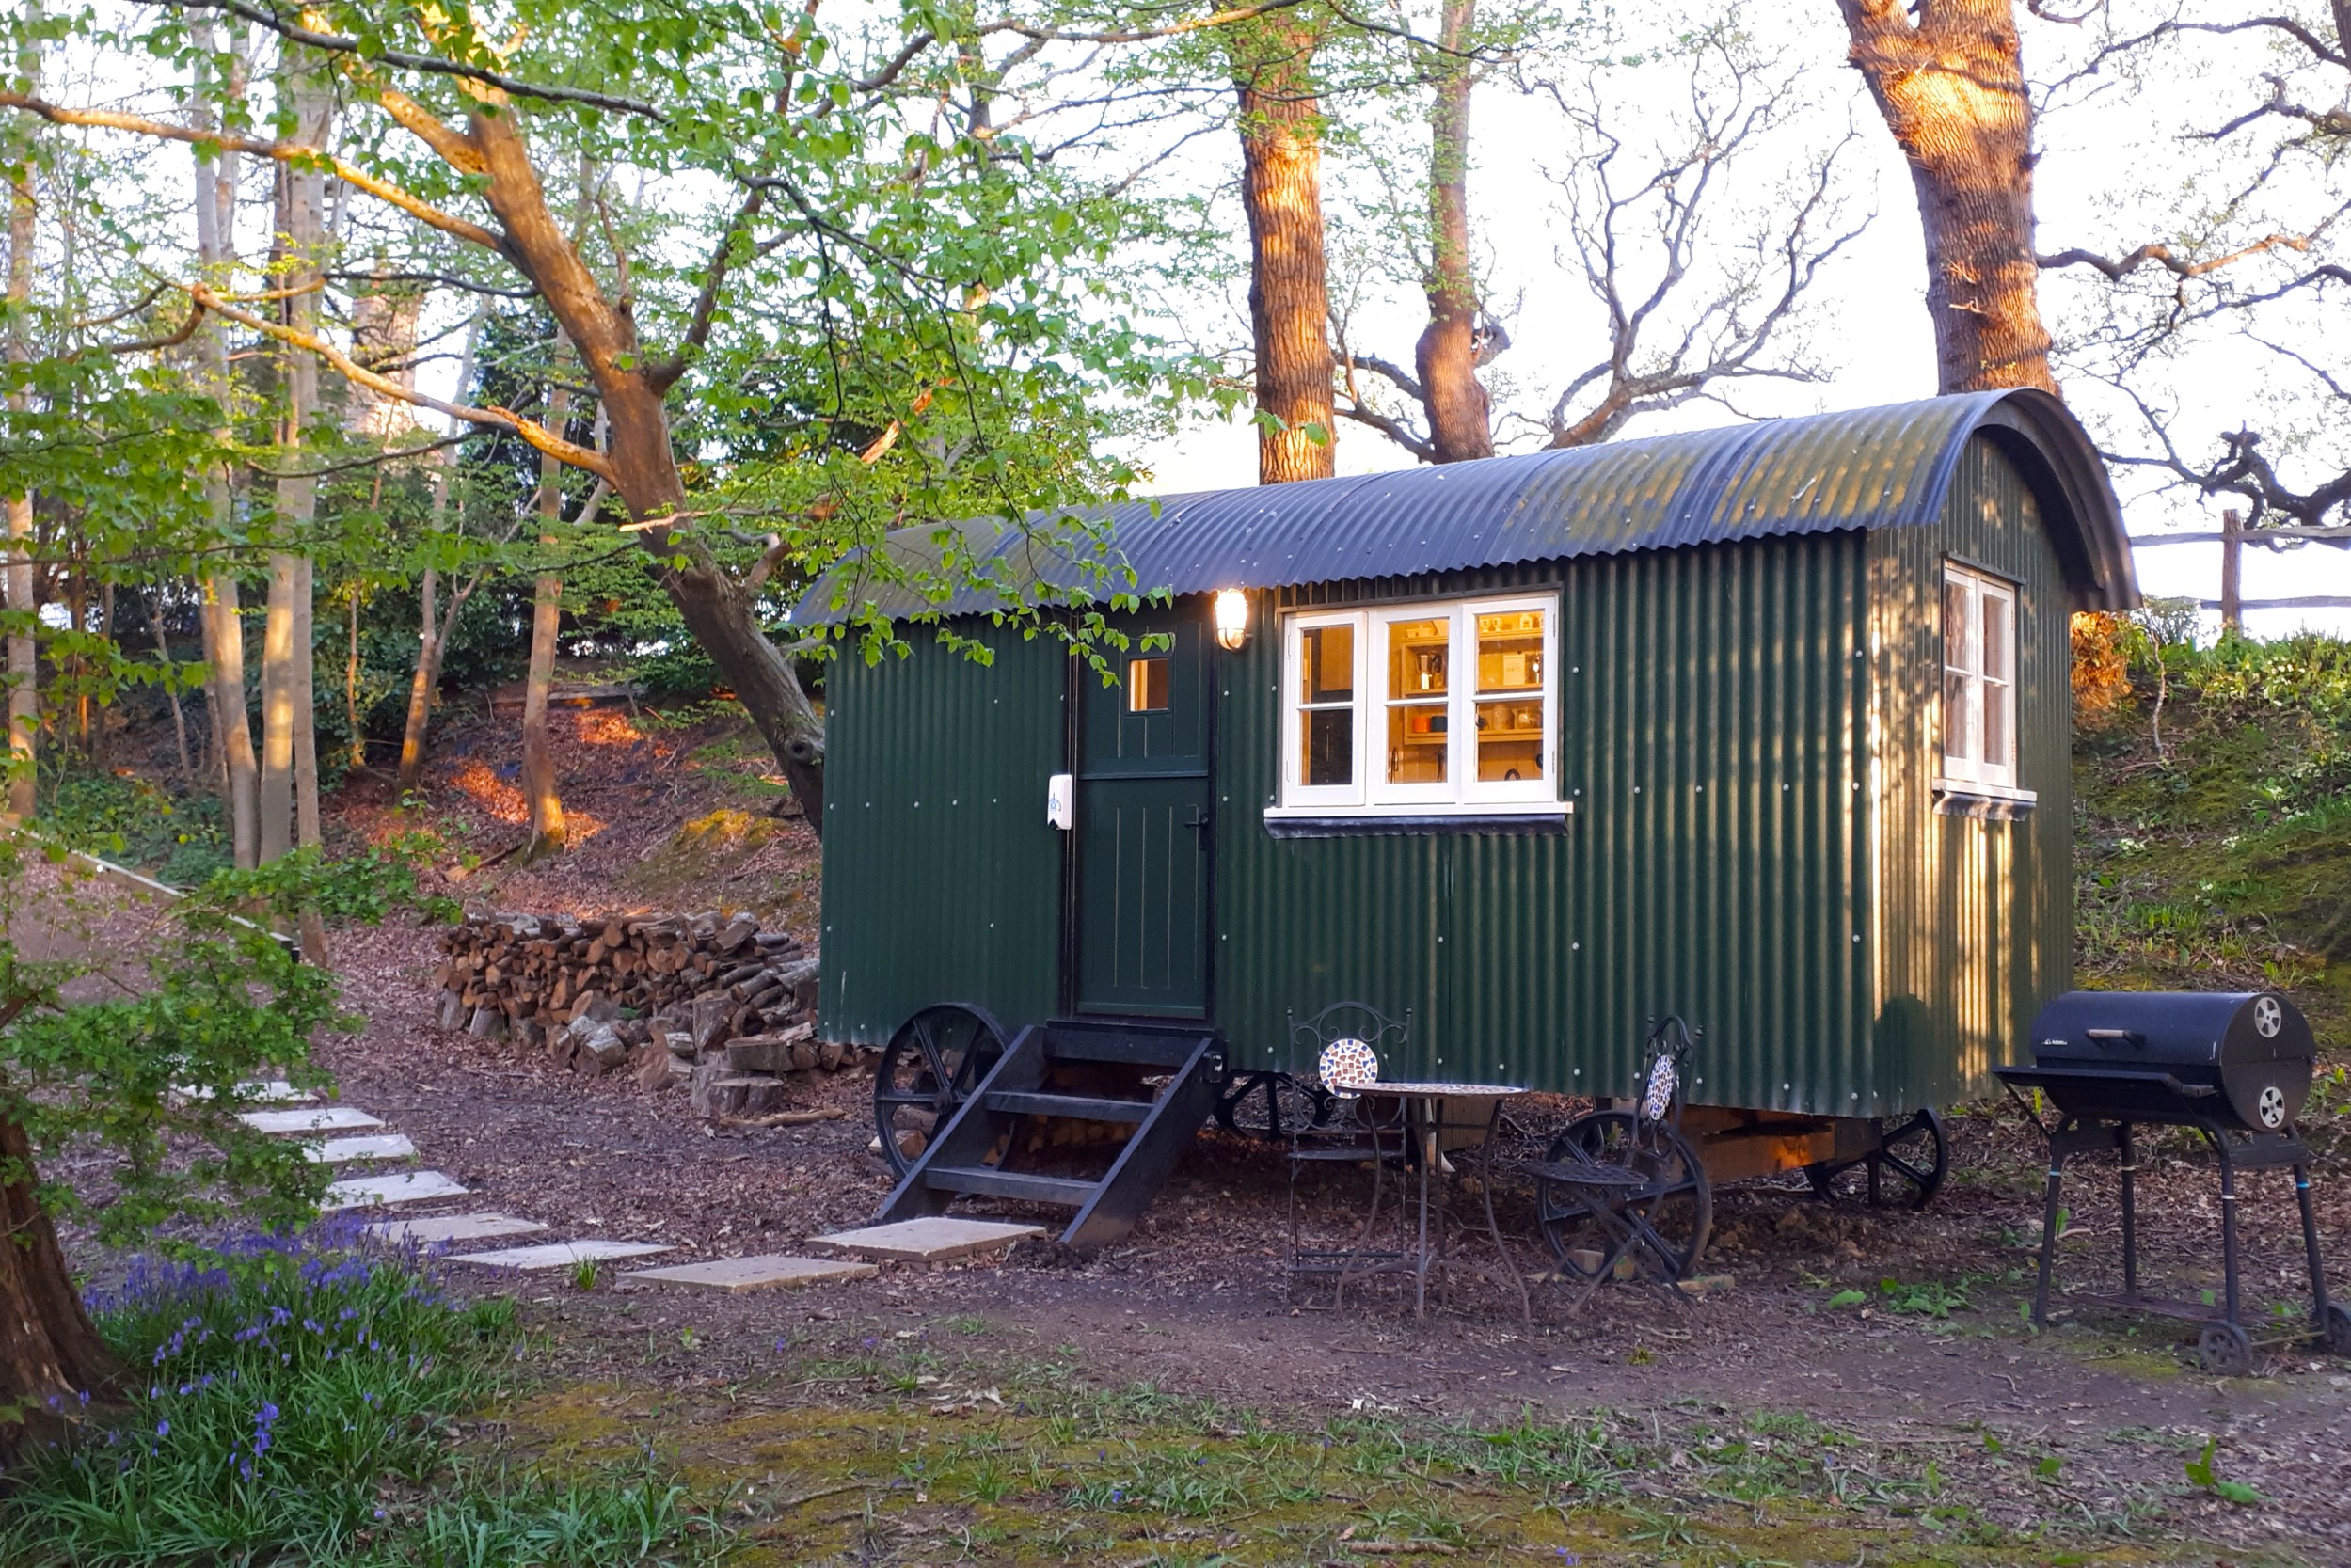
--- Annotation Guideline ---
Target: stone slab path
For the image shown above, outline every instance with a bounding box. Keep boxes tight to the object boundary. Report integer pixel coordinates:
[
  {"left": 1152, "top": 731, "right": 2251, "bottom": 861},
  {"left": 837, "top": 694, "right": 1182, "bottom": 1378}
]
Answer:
[
  {"left": 243, "top": 1105, "right": 384, "bottom": 1135},
  {"left": 306, "top": 1132, "right": 417, "bottom": 1163},
  {"left": 322, "top": 1170, "right": 469, "bottom": 1211},
  {"left": 814, "top": 1217, "right": 1045, "bottom": 1262},
  {"left": 229, "top": 1082, "right": 1032, "bottom": 1296},
  {"left": 622, "top": 1254, "right": 879, "bottom": 1292},
  {"left": 454, "top": 1239, "right": 674, "bottom": 1272},
  {"left": 363, "top": 1212, "right": 548, "bottom": 1246}
]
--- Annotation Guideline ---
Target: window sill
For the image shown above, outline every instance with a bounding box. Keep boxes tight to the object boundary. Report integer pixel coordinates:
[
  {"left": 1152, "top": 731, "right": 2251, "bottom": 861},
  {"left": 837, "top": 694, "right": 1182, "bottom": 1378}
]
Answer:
[
  {"left": 1264, "top": 803, "right": 1572, "bottom": 838},
  {"left": 1933, "top": 777, "right": 2036, "bottom": 821}
]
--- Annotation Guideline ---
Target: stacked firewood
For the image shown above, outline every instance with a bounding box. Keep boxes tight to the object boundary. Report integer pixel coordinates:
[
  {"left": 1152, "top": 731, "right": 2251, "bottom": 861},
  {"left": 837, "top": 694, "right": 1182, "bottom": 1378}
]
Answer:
[{"left": 433, "top": 912, "right": 851, "bottom": 1117}]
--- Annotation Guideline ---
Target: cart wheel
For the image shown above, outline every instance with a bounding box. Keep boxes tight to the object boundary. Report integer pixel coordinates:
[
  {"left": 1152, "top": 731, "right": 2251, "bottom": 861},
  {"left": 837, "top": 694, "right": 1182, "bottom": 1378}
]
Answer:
[
  {"left": 1804, "top": 1108, "right": 1948, "bottom": 1212},
  {"left": 1535, "top": 1111, "right": 1712, "bottom": 1283},
  {"left": 2197, "top": 1322, "right": 2254, "bottom": 1377},
  {"left": 873, "top": 1004, "right": 1008, "bottom": 1177},
  {"left": 1214, "top": 1070, "right": 1335, "bottom": 1142},
  {"left": 2318, "top": 1302, "right": 2351, "bottom": 1356}
]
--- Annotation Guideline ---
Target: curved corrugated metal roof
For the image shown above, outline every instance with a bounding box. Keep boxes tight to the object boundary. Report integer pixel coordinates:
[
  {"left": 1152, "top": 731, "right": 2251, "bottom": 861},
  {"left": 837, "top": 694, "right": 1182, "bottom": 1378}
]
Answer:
[{"left": 793, "top": 389, "right": 2137, "bottom": 623}]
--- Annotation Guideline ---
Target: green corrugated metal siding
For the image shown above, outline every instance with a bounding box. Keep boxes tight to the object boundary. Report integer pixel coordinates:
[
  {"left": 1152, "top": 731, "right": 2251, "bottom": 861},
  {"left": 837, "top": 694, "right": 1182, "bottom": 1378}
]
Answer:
[
  {"left": 1867, "top": 436, "right": 2073, "bottom": 1106},
  {"left": 1215, "top": 533, "right": 1880, "bottom": 1114},
  {"left": 817, "top": 628, "right": 1067, "bottom": 1045},
  {"left": 818, "top": 433, "right": 2073, "bottom": 1116}
]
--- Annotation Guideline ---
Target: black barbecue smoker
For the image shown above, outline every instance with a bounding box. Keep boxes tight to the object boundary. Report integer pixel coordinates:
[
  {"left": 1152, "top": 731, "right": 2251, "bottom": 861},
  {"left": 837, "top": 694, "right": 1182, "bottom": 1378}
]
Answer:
[{"left": 1996, "top": 990, "right": 2351, "bottom": 1374}]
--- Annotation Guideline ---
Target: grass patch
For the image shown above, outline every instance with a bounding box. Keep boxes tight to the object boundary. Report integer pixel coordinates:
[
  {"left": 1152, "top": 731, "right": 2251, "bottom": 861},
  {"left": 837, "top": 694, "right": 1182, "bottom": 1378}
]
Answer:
[
  {"left": 493, "top": 1335, "right": 2247, "bottom": 1567},
  {"left": 1, "top": 1223, "right": 728, "bottom": 1566}
]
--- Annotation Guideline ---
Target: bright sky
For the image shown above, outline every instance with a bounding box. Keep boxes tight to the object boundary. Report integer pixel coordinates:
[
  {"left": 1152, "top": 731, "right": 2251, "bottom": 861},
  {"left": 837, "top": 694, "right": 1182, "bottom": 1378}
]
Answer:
[{"left": 1126, "top": 4, "right": 2351, "bottom": 641}]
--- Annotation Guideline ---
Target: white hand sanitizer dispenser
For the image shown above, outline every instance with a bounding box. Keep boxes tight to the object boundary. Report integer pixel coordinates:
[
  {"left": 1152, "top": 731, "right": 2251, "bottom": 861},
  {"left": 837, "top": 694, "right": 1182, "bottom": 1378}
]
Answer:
[{"left": 1046, "top": 773, "right": 1074, "bottom": 831}]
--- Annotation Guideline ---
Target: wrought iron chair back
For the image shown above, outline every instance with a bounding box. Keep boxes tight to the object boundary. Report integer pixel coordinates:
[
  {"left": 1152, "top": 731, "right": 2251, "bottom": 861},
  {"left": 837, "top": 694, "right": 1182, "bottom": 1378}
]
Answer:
[
  {"left": 1630, "top": 1015, "right": 1698, "bottom": 1142},
  {"left": 1288, "top": 1002, "right": 1413, "bottom": 1097}
]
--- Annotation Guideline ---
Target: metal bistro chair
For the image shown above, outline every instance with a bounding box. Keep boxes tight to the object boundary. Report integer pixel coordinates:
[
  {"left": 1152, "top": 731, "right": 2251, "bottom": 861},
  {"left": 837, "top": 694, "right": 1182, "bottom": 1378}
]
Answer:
[
  {"left": 1530, "top": 1017, "right": 1714, "bottom": 1311},
  {"left": 1284, "top": 1002, "right": 1413, "bottom": 1305}
]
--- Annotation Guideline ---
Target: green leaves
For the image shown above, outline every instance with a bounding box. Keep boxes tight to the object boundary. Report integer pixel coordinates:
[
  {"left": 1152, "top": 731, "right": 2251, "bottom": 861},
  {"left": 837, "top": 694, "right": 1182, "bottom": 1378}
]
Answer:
[{"left": 2184, "top": 1436, "right": 2263, "bottom": 1505}]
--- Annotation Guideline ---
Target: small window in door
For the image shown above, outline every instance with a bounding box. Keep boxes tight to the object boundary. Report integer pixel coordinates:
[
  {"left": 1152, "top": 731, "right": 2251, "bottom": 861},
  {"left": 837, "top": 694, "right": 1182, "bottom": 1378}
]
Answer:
[{"left": 1125, "top": 656, "right": 1169, "bottom": 713}]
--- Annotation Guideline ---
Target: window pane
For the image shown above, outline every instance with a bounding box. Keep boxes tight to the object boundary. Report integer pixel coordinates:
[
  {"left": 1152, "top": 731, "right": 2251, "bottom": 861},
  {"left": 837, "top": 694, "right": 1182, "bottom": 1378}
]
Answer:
[
  {"left": 1943, "top": 577, "right": 1973, "bottom": 674},
  {"left": 1302, "top": 707, "right": 1354, "bottom": 787},
  {"left": 1476, "top": 609, "right": 1544, "bottom": 692},
  {"left": 1476, "top": 700, "right": 1543, "bottom": 782},
  {"left": 1125, "top": 656, "right": 1168, "bottom": 712},
  {"left": 1386, "top": 617, "right": 1449, "bottom": 699},
  {"left": 1299, "top": 624, "right": 1353, "bottom": 705},
  {"left": 1386, "top": 703, "right": 1449, "bottom": 784},
  {"left": 1944, "top": 668, "right": 1974, "bottom": 763},
  {"left": 1981, "top": 592, "right": 2009, "bottom": 683},
  {"left": 1984, "top": 680, "right": 2009, "bottom": 773}
]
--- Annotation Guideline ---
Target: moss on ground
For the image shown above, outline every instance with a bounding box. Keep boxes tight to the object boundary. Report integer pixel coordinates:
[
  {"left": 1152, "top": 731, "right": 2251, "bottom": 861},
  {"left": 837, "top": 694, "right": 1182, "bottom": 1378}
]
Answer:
[{"left": 487, "top": 1338, "right": 2275, "bottom": 1568}]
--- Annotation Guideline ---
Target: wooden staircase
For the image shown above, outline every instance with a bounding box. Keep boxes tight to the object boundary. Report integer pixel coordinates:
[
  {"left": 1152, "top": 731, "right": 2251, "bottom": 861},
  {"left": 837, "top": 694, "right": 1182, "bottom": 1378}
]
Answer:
[{"left": 876, "top": 1019, "right": 1222, "bottom": 1249}]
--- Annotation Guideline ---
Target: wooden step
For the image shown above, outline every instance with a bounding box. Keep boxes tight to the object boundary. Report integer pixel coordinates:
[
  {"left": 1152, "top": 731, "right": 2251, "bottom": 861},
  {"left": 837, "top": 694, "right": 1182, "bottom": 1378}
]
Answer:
[
  {"left": 922, "top": 1165, "right": 1100, "bottom": 1206},
  {"left": 985, "top": 1089, "right": 1152, "bottom": 1123},
  {"left": 1043, "top": 1019, "right": 1209, "bottom": 1069}
]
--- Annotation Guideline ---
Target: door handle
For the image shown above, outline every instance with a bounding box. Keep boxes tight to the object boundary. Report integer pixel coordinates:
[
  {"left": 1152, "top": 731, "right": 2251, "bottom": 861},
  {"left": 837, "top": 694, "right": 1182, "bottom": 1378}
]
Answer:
[{"left": 1183, "top": 805, "right": 1212, "bottom": 846}]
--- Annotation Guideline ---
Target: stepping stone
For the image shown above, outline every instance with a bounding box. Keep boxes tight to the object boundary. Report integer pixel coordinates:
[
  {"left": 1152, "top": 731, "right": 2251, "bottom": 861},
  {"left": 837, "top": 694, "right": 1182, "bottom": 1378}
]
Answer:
[
  {"left": 242, "top": 1106, "right": 383, "bottom": 1135},
  {"left": 305, "top": 1133, "right": 417, "bottom": 1164},
  {"left": 620, "top": 1255, "right": 878, "bottom": 1293},
  {"left": 321, "top": 1170, "right": 469, "bottom": 1211},
  {"left": 811, "top": 1217, "right": 1045, "bottom": 1263},
  {"left": 362, "top": 1212, "right": 548, "bottom": 1247},
  {"left": 453, "top": 1239, "right": 674, "bottom": 1272},
  {"left": 181, "top": 1079, "right": 315, "bottom": 1103}
]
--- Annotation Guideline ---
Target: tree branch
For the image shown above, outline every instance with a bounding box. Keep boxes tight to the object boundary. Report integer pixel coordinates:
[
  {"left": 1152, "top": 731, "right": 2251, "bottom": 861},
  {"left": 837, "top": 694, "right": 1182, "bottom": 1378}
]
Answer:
[
  {"left": 647, "top": 184, "right": 768, "bottom": 393},
  {"left": 142, "top": 0, "right": 672, "bottom": 120},
  {"left": 186, "top": 283, "right": 615, "bottom": 483},
  {"left": 0, "top": 92, "right": 505, "bottom": 254},
  {"left": 2038, "top": 230, "right": 2320, "bottom": 280}
]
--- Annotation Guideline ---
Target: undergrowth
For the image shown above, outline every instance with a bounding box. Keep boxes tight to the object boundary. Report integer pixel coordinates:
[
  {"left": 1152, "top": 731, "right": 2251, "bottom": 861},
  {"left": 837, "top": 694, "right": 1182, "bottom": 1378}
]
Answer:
[
  {"left": 0, "top": 1222, "right": 728, "bottom": 1567},
  {"left": 2075, "top": 628, "right": 2351, "bottom": 1048}
]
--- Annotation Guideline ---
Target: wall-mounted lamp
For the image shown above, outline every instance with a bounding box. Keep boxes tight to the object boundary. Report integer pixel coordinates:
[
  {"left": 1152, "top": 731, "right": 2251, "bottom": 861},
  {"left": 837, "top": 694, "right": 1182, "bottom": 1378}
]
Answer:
[{"left": 1213, "top": 588, "right": 1250, "bottom": 652}]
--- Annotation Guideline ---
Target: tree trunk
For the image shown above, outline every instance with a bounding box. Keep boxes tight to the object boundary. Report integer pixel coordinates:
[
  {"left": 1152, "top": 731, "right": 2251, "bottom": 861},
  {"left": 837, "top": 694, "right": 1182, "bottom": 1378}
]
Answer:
[
  {"left": 1838, "top": 0, "right": 2057, "bottom": 395},
  {"left": 520, "top": 373, "right": 568, "bottom": 861},
  {"left": 464, "top": 103, "right": 829, "bottom": 830},
  {"left": 4, "top": 13, "right": 37, "bottom": 818},
  {"left": 394, "top": 304, "right": 481, "bottom": 795},
  {"left": 0, "top": 1112, "right": 119, "bottom": 1460},
  {"left": 259, "top": 53, "right": 330, "bottom": 864},
  {"left": 258, "top": 560, "right": 296, "bottom": 861},
  {"left": 1414, "top": 0, "right": 1492, "bottom": 463},
  {"left": 1231, "top": 21, "right": 1336, "bottom": 484},
  {"left": 188, "top": 20, "right": 259, "bottom": 863},
  {"left": 344, "top": 583, "right": 362, "bottom": 769},
  {"left": 148, "top": 594, "right": 193, "bottom": 775}
]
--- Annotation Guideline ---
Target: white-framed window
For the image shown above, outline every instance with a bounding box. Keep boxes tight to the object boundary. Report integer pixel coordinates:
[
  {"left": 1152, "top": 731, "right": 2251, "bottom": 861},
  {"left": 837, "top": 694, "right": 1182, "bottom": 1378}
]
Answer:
[
  {"left": 1276, "top": 593, "right": 1558, "bottom": 816},
  {"left": 1940, "top": 562, "right": 2017, "bottom": 789}
]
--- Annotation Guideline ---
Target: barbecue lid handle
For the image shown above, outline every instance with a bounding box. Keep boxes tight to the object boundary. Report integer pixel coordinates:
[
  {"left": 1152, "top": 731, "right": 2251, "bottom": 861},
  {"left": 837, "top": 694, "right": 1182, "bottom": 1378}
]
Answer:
[{"left": 2084, "top": 1028, "right": 2145, "bottom": 1048}]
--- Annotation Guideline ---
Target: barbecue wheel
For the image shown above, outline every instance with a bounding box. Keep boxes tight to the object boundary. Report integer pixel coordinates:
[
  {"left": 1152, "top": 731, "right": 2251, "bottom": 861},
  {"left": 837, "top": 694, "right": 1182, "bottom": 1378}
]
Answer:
[
  {"left": 2197, "top": 1322, "right": 2253, "bottom": 1377},
  {"left": 2320, "top": 1303, "right": 2351, "bottom": 1356},
  {"left": 1804, "top": 1108, "right": 1948, "bottom": 1211},
  {"left": 873, "top": 1003, "right": 1008, "bottom": 1177},
  {"left": 1214, "top": 1070, "right": 1336, "bottom": 1141}
]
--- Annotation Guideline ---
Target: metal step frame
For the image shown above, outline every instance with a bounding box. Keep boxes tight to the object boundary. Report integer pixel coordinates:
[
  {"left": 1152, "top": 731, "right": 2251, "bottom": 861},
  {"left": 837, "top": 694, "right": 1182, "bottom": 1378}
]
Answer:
[{"left": 875, "top": 1019, "right": 1222, "bottom": 1248}]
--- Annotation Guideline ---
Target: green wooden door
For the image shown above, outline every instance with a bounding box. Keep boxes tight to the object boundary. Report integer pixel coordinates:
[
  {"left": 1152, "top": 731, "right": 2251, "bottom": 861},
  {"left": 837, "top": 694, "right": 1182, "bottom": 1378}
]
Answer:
[{"left": 1072, "top": 608, "right": 1212, "bottom": 1017}]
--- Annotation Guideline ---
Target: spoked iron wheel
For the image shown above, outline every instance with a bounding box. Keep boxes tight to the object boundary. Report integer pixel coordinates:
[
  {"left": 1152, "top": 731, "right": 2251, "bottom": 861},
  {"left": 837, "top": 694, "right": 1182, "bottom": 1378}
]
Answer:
[
  {"left": 1534, "top": 1111, "right": 1713, "bottom": 1284},
  {"left": 1214, "top": 1070, "right": 1337, "bottom": 1142},
  {"left": 1804, "top": 1108, "right": 1948, "bottom": 1211},
  {"left": 874, "top": 1003, "right": 1008, "bottom": 1177}
]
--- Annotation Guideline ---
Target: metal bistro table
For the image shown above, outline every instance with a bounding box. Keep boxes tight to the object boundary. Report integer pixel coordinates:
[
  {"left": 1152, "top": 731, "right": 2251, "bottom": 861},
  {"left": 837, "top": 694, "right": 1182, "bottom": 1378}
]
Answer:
[{"left": 1364, "top": 1081, "right": 1531, "bottom": 1323}]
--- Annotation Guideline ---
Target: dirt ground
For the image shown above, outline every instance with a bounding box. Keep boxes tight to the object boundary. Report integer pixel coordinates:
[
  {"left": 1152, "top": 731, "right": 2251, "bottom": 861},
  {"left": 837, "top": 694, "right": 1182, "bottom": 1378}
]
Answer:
[
  {"left": 314, "top": 909, "right": 2351, "bottom": 1563},
  {"left": 47, "top": 700, "right": 2349, "bottom": 1561}
]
